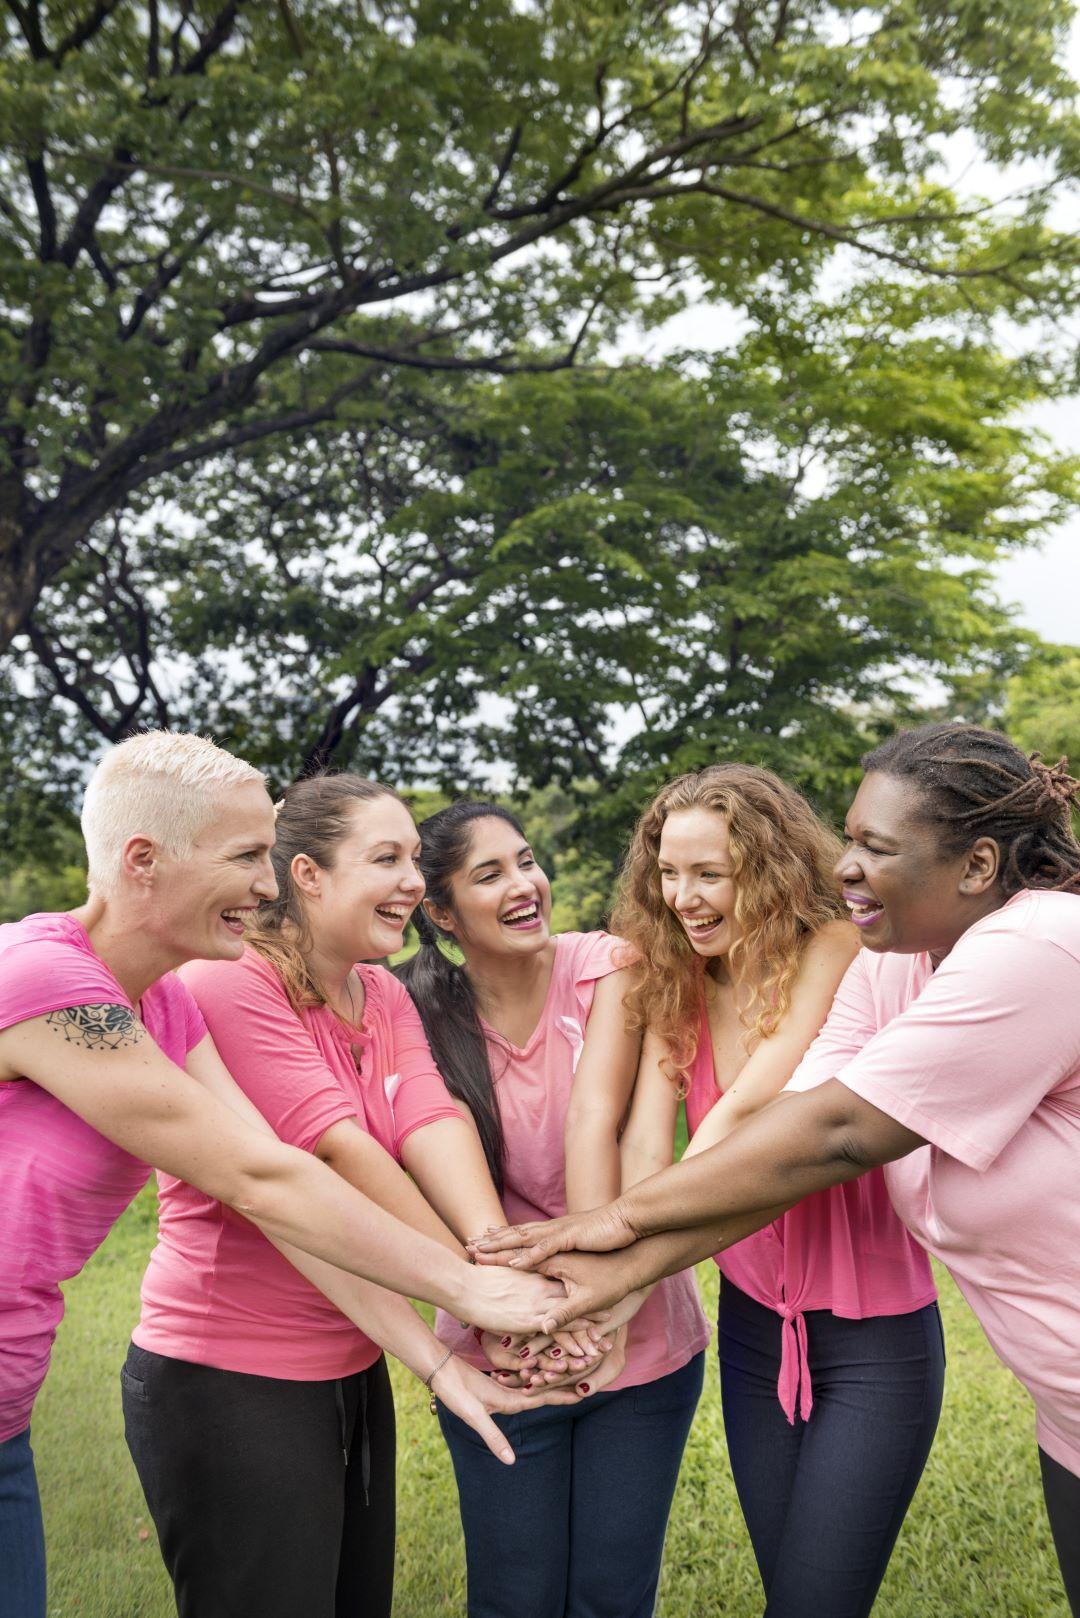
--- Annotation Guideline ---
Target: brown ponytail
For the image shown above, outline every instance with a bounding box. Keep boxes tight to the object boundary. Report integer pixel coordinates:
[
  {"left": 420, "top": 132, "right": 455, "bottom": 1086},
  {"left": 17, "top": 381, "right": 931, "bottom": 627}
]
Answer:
[{"left": 246, "top": 773, "right": 404, "bottom": 1013}]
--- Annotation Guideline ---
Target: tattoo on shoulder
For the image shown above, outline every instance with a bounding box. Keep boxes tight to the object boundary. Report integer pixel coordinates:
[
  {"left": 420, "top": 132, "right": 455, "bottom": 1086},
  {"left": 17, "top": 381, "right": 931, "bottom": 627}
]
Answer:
[{"left": 44, "top": 1004, "right": 145, "bottom": 1052}]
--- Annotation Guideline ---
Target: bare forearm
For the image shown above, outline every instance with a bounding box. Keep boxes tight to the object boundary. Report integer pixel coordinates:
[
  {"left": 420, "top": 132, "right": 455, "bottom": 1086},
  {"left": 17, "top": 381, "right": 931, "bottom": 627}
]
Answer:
[
  {"left": 565, "top": 1117, "right": 622, "bottom": 1212},
  {"left": 238, "top": 1146, "right": 475, "bottom": 1317},
  {"left": 403, "top": 1118, "right": 504, "bottom": 1242},
  {"left": 322, "top": 1127, "right": 467, "bottom": 1259},
  {"left": 618, "top": 1089, "right": 885, "bottom": 1239},
  {"left": 271, "top": 1240, "right": 445, "bottom": 1380},
  {"left": 618, "top": 1202, "right": 797, "bottom": 1291}
]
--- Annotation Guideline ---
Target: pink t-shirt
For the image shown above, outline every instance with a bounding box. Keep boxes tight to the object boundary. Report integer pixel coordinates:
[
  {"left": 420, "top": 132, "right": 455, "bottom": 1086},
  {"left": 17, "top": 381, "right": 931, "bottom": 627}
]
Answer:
[
  {"left": 0, "top": 913, "right": 206, "bottom": 1442},
  {"left": 786, "top": 890, "right": 1080, "bottom": 1477},
  {"left": 436, "top": 933, "right": 711, "bottom": 1390},
  {"left": 686, "top": 1004, "right": 935, "bottom": 1422},
  {"left": 135, "top": 947, "right": 463, "bottom": 1379}
]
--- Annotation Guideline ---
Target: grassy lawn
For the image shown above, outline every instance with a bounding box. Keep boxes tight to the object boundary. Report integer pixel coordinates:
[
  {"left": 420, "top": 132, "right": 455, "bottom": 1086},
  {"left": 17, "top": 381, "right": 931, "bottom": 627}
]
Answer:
[{"left": 35, "top": 1188, "right": 1065, "bottom": 1617}]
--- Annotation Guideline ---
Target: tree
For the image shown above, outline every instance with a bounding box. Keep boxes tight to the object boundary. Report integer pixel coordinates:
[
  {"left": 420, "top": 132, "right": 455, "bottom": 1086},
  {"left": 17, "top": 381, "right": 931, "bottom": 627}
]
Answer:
[
  {"left": 1004, "top": 643, "right": 1080, "bottom": 764},
  {"left": 2, "top": 0, "right": 1078, "bottom": 653},
  {"left": 5, "top": 279, "right": 1075, "bottom": 865}
]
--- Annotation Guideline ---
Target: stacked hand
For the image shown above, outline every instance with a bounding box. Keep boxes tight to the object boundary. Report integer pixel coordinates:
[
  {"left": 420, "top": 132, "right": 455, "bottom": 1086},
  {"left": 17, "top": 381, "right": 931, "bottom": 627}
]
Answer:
[
  {"left": 467, "top": 1202, "right": 646, "bottom": 1336},
  {"left": 479, "top": 1322, "right": 620, "bottom": 1392},
  {"left": 469, "top": 1201, "right": 639, "bottom": 1270}
]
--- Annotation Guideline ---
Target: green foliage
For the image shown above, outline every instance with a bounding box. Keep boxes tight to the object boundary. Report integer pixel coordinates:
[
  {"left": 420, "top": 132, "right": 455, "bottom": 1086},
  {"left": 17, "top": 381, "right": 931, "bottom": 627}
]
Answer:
[
  {"left": 1, "top": 1, "right": 1079, "bottom": 863},
  {"left": 0, "top": 824, "right": 86, "bottom": 921},
  {"left": 1004, "top": 642, "right": 1080, "bottom": 763}
]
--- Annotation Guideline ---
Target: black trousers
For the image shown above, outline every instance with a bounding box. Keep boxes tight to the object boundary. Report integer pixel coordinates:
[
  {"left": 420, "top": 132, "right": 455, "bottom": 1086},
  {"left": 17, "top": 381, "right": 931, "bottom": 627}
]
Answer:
[
  {"left": 122, "top": 1341, "right": 395, "bottom": 1618},
  {"left": 1041, "top": 1446, "right": 1080, "bottom": 1617}
]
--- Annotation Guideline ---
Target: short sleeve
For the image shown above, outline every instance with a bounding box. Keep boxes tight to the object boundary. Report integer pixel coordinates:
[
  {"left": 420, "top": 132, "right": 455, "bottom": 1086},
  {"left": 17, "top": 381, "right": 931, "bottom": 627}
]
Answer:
[
  {"left": 835, "top": 928, "right": 1080, "bottom": 1170},
  {"left": 785, "top": 952, "right": 879, "bottom": 1094},
  {"left": 182, "top": 991, "right": 208, "bottom": 1054},
  {"left": 180, "top": 953, "right": 361, "bottom": 1154},
  {"left": 567, "top": 931, "right": 627, "bottom": 986},
  {"left": 0, "top": 939, "right": 128, "bottom": 1032},
  {"left": 373, "top": 971, "right": 464, "bottom": 1154},
  {"left": 142, "top": 972, "right": 208, "bottom": 1062}
]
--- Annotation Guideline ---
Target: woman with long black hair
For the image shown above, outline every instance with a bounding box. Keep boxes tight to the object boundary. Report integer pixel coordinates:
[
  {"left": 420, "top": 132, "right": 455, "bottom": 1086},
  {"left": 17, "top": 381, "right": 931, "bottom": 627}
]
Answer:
[{"left": 399, "top": 800, "right": 709, "bottom": 1618}]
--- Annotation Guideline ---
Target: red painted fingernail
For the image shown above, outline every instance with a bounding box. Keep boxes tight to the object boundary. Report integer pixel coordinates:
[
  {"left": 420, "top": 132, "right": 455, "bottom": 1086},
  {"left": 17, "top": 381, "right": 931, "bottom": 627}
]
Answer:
[
  {"left": 550, "top": 1347, "right": 562, "bottom": 1358},
  {"left": 578, "top": 1383, "right": 590, "bottom": 1395},
  {"left": 518, "top": 1348, "right": 531, "bottom": 1359},
  {"left": 501, "top": 1336, "right": 512, "bottom": 1348}
]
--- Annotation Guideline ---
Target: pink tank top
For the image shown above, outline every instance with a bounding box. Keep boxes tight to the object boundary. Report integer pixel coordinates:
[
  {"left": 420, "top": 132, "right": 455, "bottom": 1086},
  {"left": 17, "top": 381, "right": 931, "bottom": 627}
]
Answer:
[
  {"left": 686, "top": 1001, "right": 935, "bottom": 1422},
  {"left": 0, "top": 913, "right": 206, "bottom": 1441},
  {"left": 437, "top": 933, "right": 711, "bottom": 1389}
]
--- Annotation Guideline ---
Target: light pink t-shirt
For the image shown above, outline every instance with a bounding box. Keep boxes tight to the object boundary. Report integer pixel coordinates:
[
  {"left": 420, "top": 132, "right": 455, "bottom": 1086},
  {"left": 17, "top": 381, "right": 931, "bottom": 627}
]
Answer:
[
  {"left": 786, "top": 890, "right": 1080, "bottom": 1477},
  {"left": 686, "top": 1005, "right": 935, "bottom": 1422},
  {"left": 0, "top": 913, "right": 206, "bottom": 1442},
  {"left": 135, "top": 948, "right": 463, "bottom": 1379},
  {"left": 436, "top": 933, "right": 711, "bottom": 1390}
]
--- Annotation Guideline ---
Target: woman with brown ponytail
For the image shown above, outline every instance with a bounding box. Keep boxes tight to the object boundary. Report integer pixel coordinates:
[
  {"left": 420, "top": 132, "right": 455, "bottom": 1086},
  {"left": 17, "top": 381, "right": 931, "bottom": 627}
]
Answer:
[
  {"left": 475, "top": 724, "right": 1080, "bottom": 1614},
  {"left": 119, "top": 775, "right": 582, "bottom": 1618}
]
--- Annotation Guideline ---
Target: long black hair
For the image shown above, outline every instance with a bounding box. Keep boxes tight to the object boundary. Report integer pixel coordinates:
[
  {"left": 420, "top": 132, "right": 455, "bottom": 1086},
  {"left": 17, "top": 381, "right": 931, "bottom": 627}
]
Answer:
[
  {"left": 396, "top": 801, "right": 526, "bottom": 1190},
  {"left": 862, "top": 723, "right": 1080, "bottom": 895}
]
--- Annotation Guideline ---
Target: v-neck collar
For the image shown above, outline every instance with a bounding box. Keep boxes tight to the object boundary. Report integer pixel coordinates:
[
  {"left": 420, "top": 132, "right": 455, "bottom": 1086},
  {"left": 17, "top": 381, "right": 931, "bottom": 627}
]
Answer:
[{"left": 478, "top": 937, "right": 562, "bottom": 1058}]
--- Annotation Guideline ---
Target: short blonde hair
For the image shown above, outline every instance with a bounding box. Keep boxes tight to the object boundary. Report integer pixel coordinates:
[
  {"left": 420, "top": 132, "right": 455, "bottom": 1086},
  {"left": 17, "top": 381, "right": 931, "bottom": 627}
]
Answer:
[{"left": 81, "top": 731, "right": 266, "bottom": 895}]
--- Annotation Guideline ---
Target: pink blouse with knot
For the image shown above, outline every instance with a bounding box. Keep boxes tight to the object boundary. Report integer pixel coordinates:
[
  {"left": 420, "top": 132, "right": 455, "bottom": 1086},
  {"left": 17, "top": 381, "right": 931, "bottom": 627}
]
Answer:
[
  {"left": 685, "top": 999, "right": 935, "bottom": 1423},
  {"left": 134, "top": 947, "right": 463, "bottom": 1380}
]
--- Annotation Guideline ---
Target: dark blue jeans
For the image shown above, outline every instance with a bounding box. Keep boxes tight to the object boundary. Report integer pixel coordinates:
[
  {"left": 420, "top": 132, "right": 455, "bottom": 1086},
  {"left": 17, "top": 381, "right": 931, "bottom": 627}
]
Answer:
[
  {"left": 0, "top": 1427, "right": 46, "bottom": 1618},
  {"left": 438, "top": 1350, "right": 704, "bottom": 1618},
  {"left": 719, "top": 1278, "right": 945, "bottom": 1618}
]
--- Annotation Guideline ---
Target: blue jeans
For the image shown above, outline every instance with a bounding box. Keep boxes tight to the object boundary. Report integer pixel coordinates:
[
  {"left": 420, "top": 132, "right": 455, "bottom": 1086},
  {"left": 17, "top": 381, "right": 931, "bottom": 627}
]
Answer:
[
  {"left": 719, "top": 1278, "right": 945, "bottom": 1618},
  {"left": 0, "top": 1427, "right": 46, "bottom": 1618},
  {"left": 438, "top": 1351, "right": 704, "bottom": 1618}
]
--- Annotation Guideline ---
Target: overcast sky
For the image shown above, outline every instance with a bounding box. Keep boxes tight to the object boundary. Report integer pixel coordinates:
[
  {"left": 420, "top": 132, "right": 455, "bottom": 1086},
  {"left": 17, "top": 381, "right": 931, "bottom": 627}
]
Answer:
[{"left": 637, "top": 20, "right": 1080, "bottom": 650}]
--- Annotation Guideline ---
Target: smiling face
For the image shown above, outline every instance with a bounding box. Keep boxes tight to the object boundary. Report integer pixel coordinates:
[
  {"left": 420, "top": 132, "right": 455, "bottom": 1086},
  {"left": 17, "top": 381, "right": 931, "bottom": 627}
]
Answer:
[
  {"left": 657, "top": 806, "right": 741, "bottom": 963},
  {"left": 297, "top": 795, "right": 426, "bottom": 963},
  {"left": 429, "top": 816, "right": 552, "bottom": 960},
  {"left": 836, "top": 771, "right": 1003, "bottom": 958},
  {"left": 145, "top": 779, "right": 278, "bottom": 963}
]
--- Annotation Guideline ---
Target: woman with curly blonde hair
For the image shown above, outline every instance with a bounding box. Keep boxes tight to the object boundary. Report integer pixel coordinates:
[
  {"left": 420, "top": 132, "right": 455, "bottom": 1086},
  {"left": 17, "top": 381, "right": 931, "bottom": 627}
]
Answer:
[{"left": 615, "top": 762, "right": 945, "bottom": 1618}]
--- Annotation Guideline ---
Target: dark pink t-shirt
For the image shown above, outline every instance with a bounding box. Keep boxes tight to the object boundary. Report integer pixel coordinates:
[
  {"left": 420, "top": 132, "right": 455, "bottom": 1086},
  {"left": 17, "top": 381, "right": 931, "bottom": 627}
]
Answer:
[
  {"left": 0, "top": 913, "right": 206, "bottom": 1442},
  {"left": 135, "top": 948, "right": 463, "bottom": 1379}
]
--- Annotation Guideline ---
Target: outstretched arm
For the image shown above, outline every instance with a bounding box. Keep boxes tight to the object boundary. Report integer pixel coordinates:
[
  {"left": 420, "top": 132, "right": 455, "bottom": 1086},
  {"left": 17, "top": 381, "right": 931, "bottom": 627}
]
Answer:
[
  {"left": 0, "top": 1005, "right": 563, "bottom": 1335},
  {"left": 471, "top": 1079, "right": 924, "bottom": 1328},
  {"left": 685, "top": 922, "right": 857, "bottom": 1154}
]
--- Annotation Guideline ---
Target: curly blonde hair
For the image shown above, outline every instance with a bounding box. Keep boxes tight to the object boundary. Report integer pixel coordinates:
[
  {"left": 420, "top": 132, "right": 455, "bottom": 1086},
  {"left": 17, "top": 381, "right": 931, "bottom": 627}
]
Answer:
[{"left": 612, "top": 763, "right": 845, "bottom": 1086}]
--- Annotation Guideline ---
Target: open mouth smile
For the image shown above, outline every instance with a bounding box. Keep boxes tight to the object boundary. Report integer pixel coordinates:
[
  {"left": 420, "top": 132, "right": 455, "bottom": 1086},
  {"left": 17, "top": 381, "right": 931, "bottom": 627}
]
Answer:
[
  {"left": 220, "top": 906, "right": 257, "bottom": 936},
  {"left": 500, "top": 902, "right": 542, "bottom": 932},
  {"left": 374, "top": 904, "right": 409, "bottom": 929},
  {"left": 844, "top": 892, "right": 885, "bottom": 928},
  {"left": 681, "top": 913, "right": 724, "bottom": 940}
]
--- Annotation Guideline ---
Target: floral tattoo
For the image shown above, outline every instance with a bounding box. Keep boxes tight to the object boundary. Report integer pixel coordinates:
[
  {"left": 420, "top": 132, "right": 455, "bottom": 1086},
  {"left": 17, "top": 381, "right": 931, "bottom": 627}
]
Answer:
[{"left": 44, "top": 1004, "right": 145, "bottom": 1051}]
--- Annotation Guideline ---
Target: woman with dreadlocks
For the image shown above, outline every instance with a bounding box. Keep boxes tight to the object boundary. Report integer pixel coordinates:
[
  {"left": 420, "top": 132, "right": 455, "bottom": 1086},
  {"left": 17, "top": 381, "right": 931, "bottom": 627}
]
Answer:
[{"left": 473, "top": 723, "right": 1080, "bottom": 1614}]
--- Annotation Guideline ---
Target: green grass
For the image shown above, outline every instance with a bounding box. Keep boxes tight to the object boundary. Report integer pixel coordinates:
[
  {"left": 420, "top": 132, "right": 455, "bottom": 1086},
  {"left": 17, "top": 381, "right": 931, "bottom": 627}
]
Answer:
[{"left": 35, "top": 1189, "right": 1065, "bottom": 1617}]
